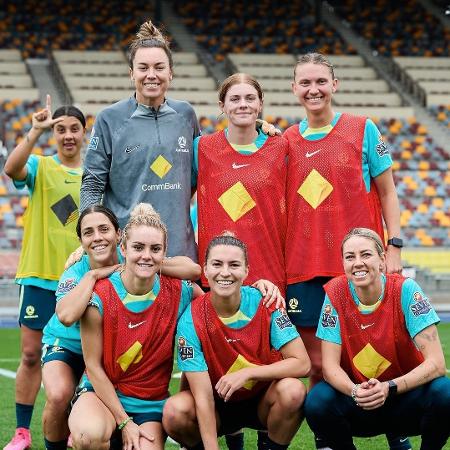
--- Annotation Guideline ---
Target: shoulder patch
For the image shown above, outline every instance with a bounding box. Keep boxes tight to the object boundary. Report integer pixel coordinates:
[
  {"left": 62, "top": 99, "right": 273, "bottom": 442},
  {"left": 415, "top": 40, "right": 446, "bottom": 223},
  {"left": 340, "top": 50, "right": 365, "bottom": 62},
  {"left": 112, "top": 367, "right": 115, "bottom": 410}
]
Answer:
[
  {"left": 178, "top": 336, "right": 194, "bottom": 360},
  {"left": 410, "top": 291, "right": 432, "bottom": 316},
  {"left": 321, "top": 304, "right": 337, "bottom": 328},
  {"left": 375, "top": 137, "right": 389, "bottom": 157},
  {"left": 56, "top": 278, "right": 77, "bottom": 295},
  {"left": 87, "top": 136, "right": 99, "bottom": 152},
  {"left": 275, "top": 310, "right": 293, "bottom": 330}
]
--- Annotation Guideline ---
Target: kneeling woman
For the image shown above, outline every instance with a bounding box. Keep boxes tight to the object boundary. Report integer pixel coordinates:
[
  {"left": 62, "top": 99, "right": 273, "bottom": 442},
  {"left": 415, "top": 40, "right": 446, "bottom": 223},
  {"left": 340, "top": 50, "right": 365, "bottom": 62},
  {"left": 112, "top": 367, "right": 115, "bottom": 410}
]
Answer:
[
  {"left": 68, "top": 204, "right": 201, "bottom": 450},
  {"left": 163, "top": 234, "right": 311, "bottom": 450},
  {"left": 305, "top": 228, "right": 450, "bottom": 450}
]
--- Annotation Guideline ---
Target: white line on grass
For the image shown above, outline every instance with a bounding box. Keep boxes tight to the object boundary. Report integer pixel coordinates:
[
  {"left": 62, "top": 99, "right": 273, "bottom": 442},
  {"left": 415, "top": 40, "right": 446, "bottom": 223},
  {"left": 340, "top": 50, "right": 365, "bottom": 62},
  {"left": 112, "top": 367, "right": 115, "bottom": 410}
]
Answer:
[
  {"left": 0, "top": 358, "right": 20, "bottom": 362},
  {"left": 0, "top": 367, "right": 16, "bottom": 379}
]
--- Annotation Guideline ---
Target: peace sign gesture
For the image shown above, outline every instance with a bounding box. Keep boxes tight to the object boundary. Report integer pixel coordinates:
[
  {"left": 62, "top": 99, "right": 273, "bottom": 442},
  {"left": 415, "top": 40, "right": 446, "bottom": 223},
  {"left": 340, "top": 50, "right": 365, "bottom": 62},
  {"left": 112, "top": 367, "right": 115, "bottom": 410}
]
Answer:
[{"left": 31, "top": 94, "right": 64, "bottom": 130}]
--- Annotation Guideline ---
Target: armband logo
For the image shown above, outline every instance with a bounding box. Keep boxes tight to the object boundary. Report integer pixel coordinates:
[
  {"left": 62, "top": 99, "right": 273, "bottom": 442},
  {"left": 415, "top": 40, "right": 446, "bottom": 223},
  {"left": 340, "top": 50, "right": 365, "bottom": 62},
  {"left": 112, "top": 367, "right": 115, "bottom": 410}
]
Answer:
[
  {"left": 87, "top": 136, "right": 99, "bottom": 152},
  {"left": 178, "top": 336, "right": 194, "bottom": 360},
  {"left": 410, "top": 291, "right": 432, "bottom": 316},
  {"left": 56, "top": 278, "right": 77, "bottom": 295},
  {"left": 275, "top": 311, "right": 293, "bottom": 329},
  {"left": 321, "top": 304, "right": 337, "bottom": 328}
]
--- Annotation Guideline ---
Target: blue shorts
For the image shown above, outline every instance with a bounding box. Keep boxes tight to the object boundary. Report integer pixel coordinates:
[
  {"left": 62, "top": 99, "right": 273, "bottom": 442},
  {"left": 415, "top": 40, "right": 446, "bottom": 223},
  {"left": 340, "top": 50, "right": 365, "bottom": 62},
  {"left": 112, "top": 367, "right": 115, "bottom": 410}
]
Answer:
[
  {"left": 19, "top": 285, "right": 56, "bottom": 330},
  {"left": 41, "top": 344, "right": 85, "bottom": 381},
  {"left": 286, "top": 277, "right": 332, "bottom": 327}
]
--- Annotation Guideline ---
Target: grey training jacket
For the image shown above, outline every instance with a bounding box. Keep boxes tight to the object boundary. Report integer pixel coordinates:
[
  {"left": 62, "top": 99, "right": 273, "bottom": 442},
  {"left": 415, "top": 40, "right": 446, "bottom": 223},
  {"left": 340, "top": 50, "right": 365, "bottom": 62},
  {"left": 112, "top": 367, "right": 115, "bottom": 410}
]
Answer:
[{"left": 80, "top": 96, "right": 200, "bottom": 261}]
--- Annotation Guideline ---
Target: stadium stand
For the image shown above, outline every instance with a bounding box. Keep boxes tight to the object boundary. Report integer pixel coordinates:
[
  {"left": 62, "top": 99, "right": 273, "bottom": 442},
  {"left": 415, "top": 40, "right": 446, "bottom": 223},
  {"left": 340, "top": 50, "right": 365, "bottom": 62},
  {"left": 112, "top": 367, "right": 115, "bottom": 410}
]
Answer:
[{"left": 328, "top": 0, "right": 450, "bottom": 57}]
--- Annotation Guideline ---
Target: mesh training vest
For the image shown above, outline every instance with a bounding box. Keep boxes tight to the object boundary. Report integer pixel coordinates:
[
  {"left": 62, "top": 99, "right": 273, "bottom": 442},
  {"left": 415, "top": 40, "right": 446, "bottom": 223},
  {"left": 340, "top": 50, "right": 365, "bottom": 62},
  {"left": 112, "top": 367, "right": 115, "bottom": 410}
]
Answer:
[
  {"left": 324, "top": 274, "right": 424, "bottom": 383},
  {"left": 284, "top": 114, "right": 384, "bottom": 284},
  {"left": 197, "top": 131, "right": 288, "bottom": 291},
  {"left": 94, "top": 276, "right": 181, "bottom": 400}
]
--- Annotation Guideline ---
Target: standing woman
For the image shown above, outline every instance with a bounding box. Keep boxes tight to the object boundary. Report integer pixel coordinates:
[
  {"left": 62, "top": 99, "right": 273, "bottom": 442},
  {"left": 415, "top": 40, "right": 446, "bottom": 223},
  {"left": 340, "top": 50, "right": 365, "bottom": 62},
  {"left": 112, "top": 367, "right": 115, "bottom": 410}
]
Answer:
[
  {"left": 80, "top": 20, "right": 199, "bottom": 260},
  {"left": 3, "top": 97, "right": 85, "bottom": 450},
  {"left": 284, "top": 53, "right": 402, "bottom": 384},
  {"left": 305, "top": 228, "right": 450, "bottom": 449},
  {"left": 68, "top": 203, "right": 198, "bottom": 450},
  {"left": 195, "top": 73, "right": 289, "bottom": 292}
]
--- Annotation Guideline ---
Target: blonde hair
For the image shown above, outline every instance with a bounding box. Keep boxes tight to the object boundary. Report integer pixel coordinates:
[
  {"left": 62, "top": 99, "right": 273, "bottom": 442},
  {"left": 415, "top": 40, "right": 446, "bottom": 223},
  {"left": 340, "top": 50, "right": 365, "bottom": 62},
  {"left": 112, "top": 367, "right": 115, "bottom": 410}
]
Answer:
[
  {"left": 294, "top": 52, "right": 335, "bottom": 80},
  {"left": 128, "top": 20, "right": 173, "bottom": 70},
  {"left": 121, "top": 203, "right": 168, "bottom": 250},
  {"left": 218, "top": 73, "right": 264, "bottom": 103},
  {"left": 341, "top": 228, "right": 385, "bottom": 257}
]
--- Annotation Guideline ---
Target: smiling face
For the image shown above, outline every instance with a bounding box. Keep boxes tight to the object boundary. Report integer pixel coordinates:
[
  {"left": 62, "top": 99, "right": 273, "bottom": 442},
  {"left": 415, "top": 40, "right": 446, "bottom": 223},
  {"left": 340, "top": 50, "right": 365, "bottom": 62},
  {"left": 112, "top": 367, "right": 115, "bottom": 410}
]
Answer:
[
  {"left": 121, "top": 224, "right": 165, "bottom": 280},
  {"left": 220, "top": 82, "right": 262, "bottom": 128},
  {"left": 130, "top": 47, "right": 172, "bottom": 107},
  {"left": 79, "top": 212, "right": 120, "bottom": 268},
  {"left": 292, "top": 62, "right": 337, "bottom": 116},
  {"left": 204, "top": 244, "right": 249, "bottom": 299},
  {"left": 342, "top": 235, "right": 385, "bottom": 289},
  {"left": 53, "top": 115, "right": 85, "bottom": 162}
]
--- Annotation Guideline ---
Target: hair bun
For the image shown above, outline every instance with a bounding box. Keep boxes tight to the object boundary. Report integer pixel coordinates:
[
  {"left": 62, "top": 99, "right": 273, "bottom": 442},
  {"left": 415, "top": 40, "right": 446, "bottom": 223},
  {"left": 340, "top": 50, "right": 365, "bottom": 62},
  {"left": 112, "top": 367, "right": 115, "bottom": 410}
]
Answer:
[{"left": 136, "top": 20, "right": 167, "bottom": 44}]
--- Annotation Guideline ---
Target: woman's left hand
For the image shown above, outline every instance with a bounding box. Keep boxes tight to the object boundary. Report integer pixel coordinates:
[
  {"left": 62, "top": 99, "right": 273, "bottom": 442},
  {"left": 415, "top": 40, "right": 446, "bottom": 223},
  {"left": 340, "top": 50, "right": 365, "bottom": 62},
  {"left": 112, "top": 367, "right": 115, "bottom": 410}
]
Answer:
[
  {"left": 215, "top": 369, "right": 252, "bottom": 402},
  {"left": 252, "top": 279, "right": 286, "bottom": 309},
  {"left": 354, "top": 378, "right": 388, "bottom": 410},
  {"left": 256, "top": 119, "right": 282, "bottom": 136},
  {"left": 385, "top": 246, "right": 402, "bottom": 274}
]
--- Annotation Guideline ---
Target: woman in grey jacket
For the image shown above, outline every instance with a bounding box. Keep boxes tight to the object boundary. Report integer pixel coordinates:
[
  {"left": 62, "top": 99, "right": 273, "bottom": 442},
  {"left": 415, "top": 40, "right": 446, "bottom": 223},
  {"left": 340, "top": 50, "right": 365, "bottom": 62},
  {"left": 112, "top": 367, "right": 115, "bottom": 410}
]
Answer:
[{"left": 80, "top": 20, "right": 200, "bottom": 261}]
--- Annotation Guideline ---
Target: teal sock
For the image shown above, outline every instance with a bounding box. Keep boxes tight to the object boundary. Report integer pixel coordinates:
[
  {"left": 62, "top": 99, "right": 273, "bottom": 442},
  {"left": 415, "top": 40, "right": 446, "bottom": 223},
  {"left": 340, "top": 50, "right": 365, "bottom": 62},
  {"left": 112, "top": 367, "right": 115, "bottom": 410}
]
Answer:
[
  {"left": 44, "top": 438, "right": 68, "bottom": 450},
  {"left": 16, "top": 403, "right": 34, "bottom": 429}
]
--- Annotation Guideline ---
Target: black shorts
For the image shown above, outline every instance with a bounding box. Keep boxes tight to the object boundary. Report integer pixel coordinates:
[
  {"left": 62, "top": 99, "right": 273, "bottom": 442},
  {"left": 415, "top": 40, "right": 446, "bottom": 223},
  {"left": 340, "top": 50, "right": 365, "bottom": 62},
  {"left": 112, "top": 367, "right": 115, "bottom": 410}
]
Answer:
[
  {"left": 216, "top": 391, "right": 267, "bottom": 436},
  {"left": 19, "top": 285, "right": 56, "bottom": 330}
]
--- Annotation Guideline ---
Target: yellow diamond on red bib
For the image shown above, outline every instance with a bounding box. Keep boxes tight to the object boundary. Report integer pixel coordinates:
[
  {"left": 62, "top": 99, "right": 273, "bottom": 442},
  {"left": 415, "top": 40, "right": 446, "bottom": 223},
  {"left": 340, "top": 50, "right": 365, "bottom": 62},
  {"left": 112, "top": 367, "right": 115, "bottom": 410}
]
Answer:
[
  {"left": 218, "top": 182, "right": 256, "bottom": 222},
  {"left": 297, "top": 169, "right": 333, "bottom": 209},
  {"left": 352, "top": 343, "right": 391, "bottom": 379},
  {"left": 150, "top": 155, "right": 172, "bottom": 179},
  {"left": 116, "top": 341, "right": 143, "bottom": 372},
  {"left": 227, "top": 354, "right": 257, "bottom": 390}
]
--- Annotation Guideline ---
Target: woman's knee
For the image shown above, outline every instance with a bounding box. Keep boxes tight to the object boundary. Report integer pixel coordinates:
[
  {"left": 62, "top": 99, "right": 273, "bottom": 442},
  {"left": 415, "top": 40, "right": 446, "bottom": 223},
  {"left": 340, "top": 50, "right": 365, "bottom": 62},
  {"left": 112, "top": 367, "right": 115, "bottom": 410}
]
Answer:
[
  {"left": 274, "top": 378, "right": 307, "bottom": 411},
  {"left": 428, "top": 377, "right": 450, "bottom": 411},
  {"left": 71, "top": 431, "right": 109, "bottom": 450},
  {"left": 304, "top": 381, "right": 338, "bottom": 418},
  {"left": 163, "top": 392, "right": 196, "bottom": 431}
]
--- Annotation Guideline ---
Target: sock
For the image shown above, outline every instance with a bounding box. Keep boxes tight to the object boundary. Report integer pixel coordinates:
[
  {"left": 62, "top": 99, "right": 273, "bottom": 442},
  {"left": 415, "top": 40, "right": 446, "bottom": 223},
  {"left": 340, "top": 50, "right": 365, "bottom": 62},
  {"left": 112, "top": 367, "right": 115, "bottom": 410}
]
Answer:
[
  {"left": 44, "top": 438, "right": 68, "bottom": 450},
  {"left": 225, "top": 431, "right": 244, "bottom": 450},
  {"left": 386, "top": 435, "right": 411, "bottom": 450},
  {"left": 262, "top": 436, "right": 289, "bottom": 450},
  {"left": 16, "top": 403, "right": 34, "bottom": 429}
]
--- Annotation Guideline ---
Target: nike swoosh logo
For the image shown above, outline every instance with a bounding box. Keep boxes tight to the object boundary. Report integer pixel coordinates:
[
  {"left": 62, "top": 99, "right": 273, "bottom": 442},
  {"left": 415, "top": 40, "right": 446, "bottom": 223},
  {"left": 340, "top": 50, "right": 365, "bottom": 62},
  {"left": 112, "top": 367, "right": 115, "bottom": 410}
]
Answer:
[
  {"left": 232, "top": 163, "right": 250, "bottom": 169},
  {"left": 399, "top": 438, "right": 408, "bottom": 443},
  {"left": 128, "top": 320, "right": 146, "bottom": 329},
  {"left": 305, "top": 150, "right": 321, "bottom": 158},
  {"left": 64, "top": 180, "right": 77, "bottom": 184},
  {"left": 125, "top": 144, "right": 140, "bottom": 154},
  {"left": 360, "top": 323, "right": 375, "bottom": 330}
]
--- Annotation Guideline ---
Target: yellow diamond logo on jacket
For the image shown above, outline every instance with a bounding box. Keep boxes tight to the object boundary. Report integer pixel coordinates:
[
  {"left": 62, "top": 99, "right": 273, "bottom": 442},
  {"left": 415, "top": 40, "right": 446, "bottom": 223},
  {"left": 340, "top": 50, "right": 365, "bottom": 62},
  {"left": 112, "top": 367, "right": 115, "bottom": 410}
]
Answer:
[
  {"left": 51, "top": 194, "right": 79, "bottom": 226},
  {"left": 297, "top": 169, "right": 333, "bottom": 209},
  {"left": 116, "top": 341, "right": 143, "bottom": 372},
  {"left": 352, "top": 343, "right": 391, "bottom": 379},
  {"left": 150, "top": 155, "right": 172, "bottom": 179},
  {"left": 227, "top": 354, "right": 257, "bottom": 390},
  {"left": 218, "top": 182, "right": 256, "bottom": 222}
]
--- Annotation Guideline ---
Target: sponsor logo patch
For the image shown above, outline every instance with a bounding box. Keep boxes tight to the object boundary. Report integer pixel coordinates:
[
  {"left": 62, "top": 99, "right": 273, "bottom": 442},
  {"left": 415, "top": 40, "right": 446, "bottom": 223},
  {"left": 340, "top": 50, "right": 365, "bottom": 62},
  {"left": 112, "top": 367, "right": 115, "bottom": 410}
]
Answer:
[{"left": 176, "top": 136, "right": 189, "bottom": 153}]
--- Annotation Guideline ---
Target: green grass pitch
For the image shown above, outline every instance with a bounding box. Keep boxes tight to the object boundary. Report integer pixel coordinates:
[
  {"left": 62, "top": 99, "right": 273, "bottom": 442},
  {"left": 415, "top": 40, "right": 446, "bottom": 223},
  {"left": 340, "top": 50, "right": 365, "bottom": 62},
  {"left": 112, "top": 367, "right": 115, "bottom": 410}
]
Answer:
[{"left": 0, "top": 325, "right": 449, "bottom": 449}]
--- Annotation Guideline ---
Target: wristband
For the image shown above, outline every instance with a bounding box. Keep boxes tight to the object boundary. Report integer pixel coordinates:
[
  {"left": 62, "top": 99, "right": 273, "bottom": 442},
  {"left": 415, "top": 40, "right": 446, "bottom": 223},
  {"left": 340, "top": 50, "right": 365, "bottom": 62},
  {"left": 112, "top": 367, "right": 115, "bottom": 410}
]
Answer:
[
  {"left": 351, "top": 384, "right": 360, "bottom": 404},
  {"left": 118, "top": 416, "right": 133, "bottom": 430}
]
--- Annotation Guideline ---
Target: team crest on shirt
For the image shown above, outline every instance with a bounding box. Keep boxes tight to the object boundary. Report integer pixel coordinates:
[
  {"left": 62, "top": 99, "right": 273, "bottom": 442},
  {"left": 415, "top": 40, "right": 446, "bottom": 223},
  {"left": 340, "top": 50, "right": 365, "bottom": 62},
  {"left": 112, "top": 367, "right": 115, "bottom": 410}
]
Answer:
[
  {"left": 275, "top": 310, "right": 294, "bottom": 330},
  {"left": 410, "top": 291, "right": 432, "bottom": 316},
  {"left": 375, "top": 137, "right": 389, "bottom": 157},
  {"left": 56, "top": 278, "right": 77, "bottom": 295},
  {"left": 321, "top": 304, "right": 337, "bottom": 328},
  {"left": 178, "top": 336, "right": 194, "bottom": 360},
  {"left": 288, "top": 297, "right": 300, "bottom": 314}
]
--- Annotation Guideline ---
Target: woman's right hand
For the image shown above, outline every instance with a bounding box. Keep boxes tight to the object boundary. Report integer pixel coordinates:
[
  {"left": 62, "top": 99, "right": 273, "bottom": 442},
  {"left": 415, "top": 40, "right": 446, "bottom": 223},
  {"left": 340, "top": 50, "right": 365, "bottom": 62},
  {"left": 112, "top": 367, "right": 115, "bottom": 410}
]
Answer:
[
  {"left": 64, "top": 245, "right": 85, "bottom": 269},
  {"left": 121, "top": 420, "right": 154, "bottom": 450},
  {"left": 31, "top": 95, "right": 64, "bottom": 131},
  {"left": 90, "top": 264, "right": 122, "bottom": 281}
]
